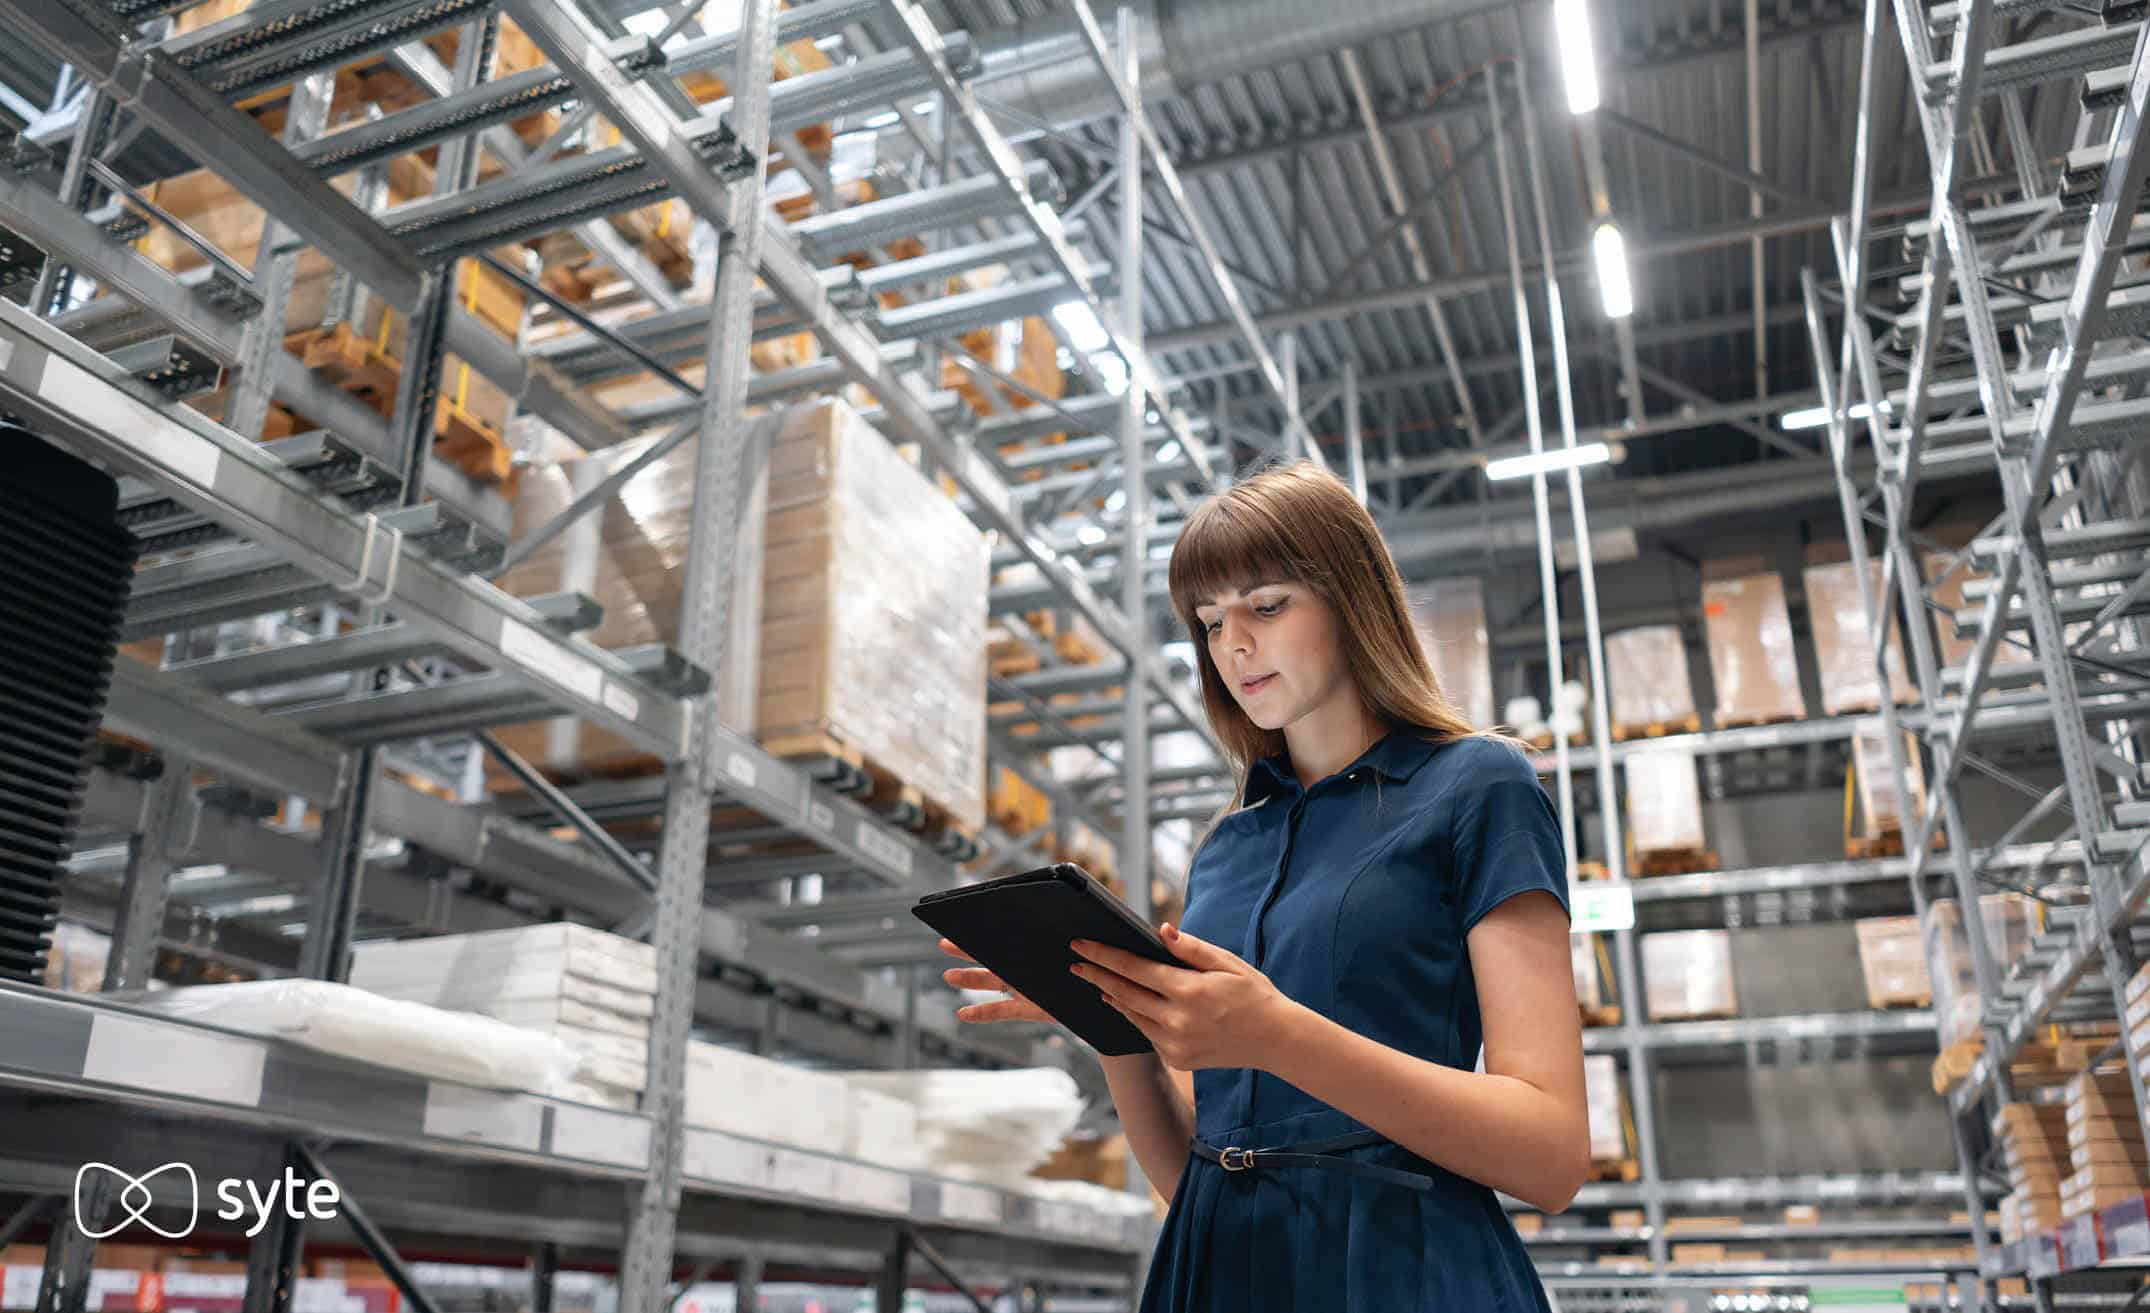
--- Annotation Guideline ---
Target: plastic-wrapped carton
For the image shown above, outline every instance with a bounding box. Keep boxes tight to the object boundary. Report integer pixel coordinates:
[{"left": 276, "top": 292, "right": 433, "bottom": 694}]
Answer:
[
  {"left": 1605, "top": 625, "right": 1698, "bottom": 732},
  {"left": 1855, "top": 916, "right": 1933, "bottom": 1008},
  {"left": 494, "top": 400, "right": 991, "bottom": 830},
  {"left": 1700, "top": 562, "right": 1806, "bottom": 725},
  {"left": 1642, "top": 929, "right": 1737, "bottom": 1020},
  {"left": 1803, "top": 559, "right": 1917, "bottom": 715},
  {"left": 1573, "top": 935, "right": 1605, "bottom": 1010},
  {"left": 1850, "top": 723, "right": 1927, "bottom": 837},
  {"left": 1406, "top": 578, "right": 1494, "bottom": 729},
  {"left": 1584, "top": 1054, "right": 1626, "bottom": 1160},
  {"left": 1924, "top": 895, "right": 2036, "bottom": 1047},
  {"left": 1625, "top": 747, "right": 1706, "bottom": 855}
]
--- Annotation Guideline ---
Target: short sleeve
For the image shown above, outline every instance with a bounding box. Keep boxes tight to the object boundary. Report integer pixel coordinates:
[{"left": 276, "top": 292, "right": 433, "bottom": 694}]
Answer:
[{"left": 1449, "top": 741, "right": 1570, "bottom": 933}]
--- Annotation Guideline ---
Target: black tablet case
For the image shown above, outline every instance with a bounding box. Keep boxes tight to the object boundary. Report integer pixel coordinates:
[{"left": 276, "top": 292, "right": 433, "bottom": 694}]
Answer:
[{"left": 912, "top": 863, "right": 1185, "bottom": 1057}]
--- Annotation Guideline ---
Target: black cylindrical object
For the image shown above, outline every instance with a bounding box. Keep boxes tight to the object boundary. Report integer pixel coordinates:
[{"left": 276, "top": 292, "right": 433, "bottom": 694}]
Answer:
[{"left": 0, "top": 426, "right": 137, "bottom": 985}]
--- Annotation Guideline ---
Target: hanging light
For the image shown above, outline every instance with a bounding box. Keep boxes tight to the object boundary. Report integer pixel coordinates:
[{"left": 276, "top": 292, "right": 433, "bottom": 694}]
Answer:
[
  {"left": 1553, "top": 0, "right": 1601, "bottom": 114},
  {"left": 1592, "top": 222, "right": 1634, "bottom": 319},
  {"left": 1484, "top": 442, "right": 1612, "bottom": 481}
]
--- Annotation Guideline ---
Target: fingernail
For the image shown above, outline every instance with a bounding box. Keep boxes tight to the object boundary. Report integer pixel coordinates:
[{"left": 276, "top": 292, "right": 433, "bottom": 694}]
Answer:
[{"left": 1069, "top": 964, "right": 1084, "bottom": 976}]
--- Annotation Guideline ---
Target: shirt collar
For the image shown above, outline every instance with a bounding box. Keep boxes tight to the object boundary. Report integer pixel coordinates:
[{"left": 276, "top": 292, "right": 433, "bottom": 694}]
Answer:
[{"left": 1243, "top": 726, "right": 1444, "bottom": 804}]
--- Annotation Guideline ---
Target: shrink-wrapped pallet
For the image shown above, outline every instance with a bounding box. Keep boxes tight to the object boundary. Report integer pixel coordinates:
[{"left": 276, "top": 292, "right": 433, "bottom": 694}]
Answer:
[
  {"left": 1641, "top": 929, "right": 1737, "bottom": 1020},
  {"left": 1923, "top": 895, "right": 2036, "bottom": 1047},
  {"left": 1854, "top": 916, "right": 1933, "bottom": 1008},
  {"left": 1624, "top": 747, "right": 1707, "bottom": 855},
  {"left": 1406, "top": 578, "right": 1495, "bottom": 730},
  {"left": 1700, "top": 562, "right": 1806, "bottom": 724},
  {"left": 1584, "top": 1054, "right": 1626, "bottom": 1161},
  {"left": 1604, "top": 625, "right": 1698, "bottom": 732},
  {"left": 1803, "top": 558, "right": 1917, "bottom": 715},
  {"left": 493, "top": 400, "right": 991, "bottom": 830},
  {"left": 1850, "top": 723, "right": 1927, "bottom": 838}
]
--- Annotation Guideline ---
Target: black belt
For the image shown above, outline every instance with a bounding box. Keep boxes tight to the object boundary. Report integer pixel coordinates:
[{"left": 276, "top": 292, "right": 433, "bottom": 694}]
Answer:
[{"left": 1191, "top": 1129, "right": 1437, "bottom": 1192}]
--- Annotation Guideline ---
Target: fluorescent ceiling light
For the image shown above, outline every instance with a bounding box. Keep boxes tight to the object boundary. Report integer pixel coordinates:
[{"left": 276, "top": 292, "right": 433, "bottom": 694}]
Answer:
[
  {"left": 857, "top": 110, "right": 900, "bottom": 130},
  {"left": 1076, "top": 525, "right": 1108, "bottom": 545},
  {"left": 1780, "top": 400, "right": 1891, "bottom": 431},
  {"left": 1052, "top": 299, "right": 1111, "bottom": 352},
  {"left": 1591, "top": 222, "right": 1634, "bottom": 319},
  {"left": 1156, "top": 441, "right": 1181, "bottom": 464},
  {"left": 1553, "top": 0, "right": 1601, "bottom": 114},
  {"left": 1484, "top": 442, "right": 1613, "bottom": 482}
]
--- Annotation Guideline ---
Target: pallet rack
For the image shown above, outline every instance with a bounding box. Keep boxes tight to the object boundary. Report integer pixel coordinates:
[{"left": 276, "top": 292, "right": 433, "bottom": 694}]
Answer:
[{"left": 0, "top": 0, "right": 1274, "bottom": 1308}]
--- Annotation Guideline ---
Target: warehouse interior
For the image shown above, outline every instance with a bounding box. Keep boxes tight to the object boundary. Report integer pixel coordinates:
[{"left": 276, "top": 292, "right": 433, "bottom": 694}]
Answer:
[{"left": 0, "top": 0, "right": 2144, "bottom": 1307}]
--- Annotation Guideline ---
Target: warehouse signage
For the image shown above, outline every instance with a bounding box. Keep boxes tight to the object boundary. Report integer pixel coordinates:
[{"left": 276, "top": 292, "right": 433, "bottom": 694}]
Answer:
[{"left": 1569, "top": 881, "right": 1635, "bottom": 933}]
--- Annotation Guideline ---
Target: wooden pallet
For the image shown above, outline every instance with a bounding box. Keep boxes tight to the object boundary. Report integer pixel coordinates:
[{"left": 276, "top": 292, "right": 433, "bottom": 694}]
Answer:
[
  {"left": 1715, "top": 711, "right": 1804, "bottom": 731},
  {"left": 1581, "top": 1004, "right": 1623, "bottom": 1028},
  {"left": 283, "top": 323, "right": 514, "bottom": 485},
  {"left": 1611, "top": 713, "right": 1703, "bottom": 742},
  {"left": 1576, "top": 860, "right": 1612, "bottom": 882},
  {"left": 1525, "top": 730, "right": 1590, "bottom": 750},
  {"left": 1868, "top": 991, "right": 1935, "bottom": 1010},
  {"left": 1845, "top": 828, "right": 1948, "bottom": 861},
  {"left": 1632, "top": 847, "right": 1720, "bottom": 877},
  {"left": 1589, "top": 1157, "right": 1641, "bottom": 1183},
  {"left": 761, "top": 730, "right": 981, "bottom": 861}
]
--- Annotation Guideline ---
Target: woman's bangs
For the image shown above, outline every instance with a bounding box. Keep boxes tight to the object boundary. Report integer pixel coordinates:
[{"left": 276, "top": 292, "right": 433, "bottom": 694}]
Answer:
[{"left": 1167, "top": 498, "right": 1295, "bottom": 629}]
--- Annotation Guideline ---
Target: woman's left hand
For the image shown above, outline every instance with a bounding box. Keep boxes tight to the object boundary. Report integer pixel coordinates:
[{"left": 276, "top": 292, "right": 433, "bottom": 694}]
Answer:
[{"left": 1070, "top": 924, "right": 1301, "bottom": 1071}]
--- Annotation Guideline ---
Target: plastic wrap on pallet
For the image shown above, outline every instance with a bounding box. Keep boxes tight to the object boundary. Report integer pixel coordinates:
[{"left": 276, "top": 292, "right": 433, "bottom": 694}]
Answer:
[
  {"left": 1572, "top": 935, "right": 1605, "bottom": 1010},
  {"left": 1803, "top": 559, "right": 1917, "bottom": 715},
  {"left": 1641, "top": 929, "right": 1737, "bottom": 1021},
  {"left": 1854, "top": 916, "right": 1933, "bottom": 1009},
  {"left": 1700, "top": 566, "right": 1806, "bottom": 724},
  {"left": 1604, "top": 625, "right": 1698, "bottom": 730},
  {"left": 1584, "top": 1054, "right": 1625, "bottom": 1160},
  {"left": 1406, "top": 577, "right": 1495, "bottom": 730},
  {"left": 1624, "top": 747, "right": 1706, "bottom": 854},
  {"left": 1851, "top": 722, "right": 1927, "bottom": 836},
  {"left": 1923, "top": 895, "right": 2036, "bottom": 1048}
]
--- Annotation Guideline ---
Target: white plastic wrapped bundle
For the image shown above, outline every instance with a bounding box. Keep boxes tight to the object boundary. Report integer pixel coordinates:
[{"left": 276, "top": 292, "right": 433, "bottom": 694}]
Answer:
[
  {"left": 1624, "top": 747, "right": 1707, "bottom": 854},
  {"left": 1700, "top": 566, "right": 1806, "bottom": 724},
  {"left": 1641, "top": 930, "right": 1738, "bottom": 1020},
  {"left": 837, "top": 1067, "right": 1085, "bottom": 1188},
  {"left": 1572, "top": 935, "right": 1605, "bottom": 1010},
  {"left": 1803, "top": 560, "right": 1917, "bottom": 715},
  {"left": 1923, "top": 895, "right": 2036, "bottom": 1047},
  {"left": 1024, "top": 1177, "right": 1159, "bottom": 1217},
  {"left": 1583, "top": 1054, "right": 1625, "bottom": 1161},
  {"left": 1604, "top": 626, "right": 1697, "bottom": 730},
  {"left": 136, "top": 979, "right": 582, "bottom": 1093},
  {"left": 1406, "top": 578, "right": 1495, "bottom": 729}
]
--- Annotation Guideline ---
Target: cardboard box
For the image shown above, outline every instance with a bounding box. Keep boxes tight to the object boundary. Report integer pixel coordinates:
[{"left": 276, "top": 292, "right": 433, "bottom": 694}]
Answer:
[
  {"left": 1699, "top": 566, "right": 1806, "bottom": 724},
  {"left": 1572, "top": 935, "right": 1607, "bottom": 1011},
  {"left": 1584, "top": 1054, "right": 1626, "bottom": 1160},
  {"left": 1625, "top": 747, "right": 1706, "bottom": 854},
  {"left": 1855, "top": 916, "right": 1933, "bottom": 1008},
  {"left": 1407, "top": 578, "right": 1495, "bottom": 730},
  {"left": 1611, "top": 1209, "right": 1646, "bottom": 1230},
  {"left": 1605, "top": 626, "right": 1698, "bottom": 731},
  {"left": 1511, "top": 1213, "right": 1544, "bottom": 1236},
  {"left": 1924, "top": 895, "right": 2035, "bottom": 1047},
  {"left": 1784, "top": 1205, "right": 1820, "bottom": 1226},
  {"left": 1664, "top": 1216, "right": 1743, "bottom": 1234},
  {"left": 1850, "top": 724, "right": 1927, "bottom": 838},
  {"left": 1642, "top": 930, "right": 1738, "bottom": 1021},
  {"left": 1803, "top": 559, "right": 1918, "bottom": 715}
]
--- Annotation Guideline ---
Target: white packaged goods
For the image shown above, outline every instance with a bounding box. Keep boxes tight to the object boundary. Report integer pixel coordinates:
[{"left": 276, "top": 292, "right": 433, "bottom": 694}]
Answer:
[
  {"left": 1584, "top": 1055, "right": 1625, "bottom": 1160},
  {"left": 1923, "top": 895, "right": 2035, "bottom": 1047},
  {"left": 838, "top": 1067, "right": 1085, "bottom": 1188},
  {"left": 1850, "top": 723, "right": 1927, "bottom": 836},
  {"left": 41, "top": 923, "right": 110, "bottom": 993},
  {"left": 1803, "top": 559, "right": 1917, "bottom": 714},
  {"left": 1641, "top": 930, "right": 1738, "bottom": 1021},
  {"left": 1572, "top": 936, "right": 1605, "bottom": 1010},
  {"left": 1604, "top": 626, "right": 1698, "bottom": 730},
  {"left": 1406, "top": 578, "right": 1494, "bottom": 729},
  {"left": 1624, "top": 748, "right": 1707, "bottom": 854},
  {"left": 1700, "top": 564, "right": 1806, "bottom": 724},
  {"left": 1854, "top": 916, "right": 1933, "bottom": 1008},
  {"left": 846, "top": 1086, "right": 924, "bottom": 1168},
  {"left": 551, "top": 1077, "right": 641, "bottom": 1111},
  {"left": 137, "top": 979, "right": 580, "bottom": 1092},
  {"left": 685, "top": 1042, "right": 852, "bottom": 1157}
]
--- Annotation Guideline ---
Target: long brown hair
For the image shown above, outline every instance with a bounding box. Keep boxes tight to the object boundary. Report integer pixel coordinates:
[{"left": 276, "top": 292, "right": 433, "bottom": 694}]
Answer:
[{"left": 1167, "top": 460, "right": 1514, "bottom": 842}]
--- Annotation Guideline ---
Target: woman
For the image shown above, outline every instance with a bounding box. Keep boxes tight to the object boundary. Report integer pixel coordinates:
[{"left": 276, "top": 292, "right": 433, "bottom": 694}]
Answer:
[{"left": 941, "top": 461, "right": 1588, "bottom": 1311}]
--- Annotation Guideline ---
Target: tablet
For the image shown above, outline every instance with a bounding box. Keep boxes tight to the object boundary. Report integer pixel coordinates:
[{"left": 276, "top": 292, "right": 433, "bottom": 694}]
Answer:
[{"left": 913, "top": 863, "right": 1186, "bottom": 1056}]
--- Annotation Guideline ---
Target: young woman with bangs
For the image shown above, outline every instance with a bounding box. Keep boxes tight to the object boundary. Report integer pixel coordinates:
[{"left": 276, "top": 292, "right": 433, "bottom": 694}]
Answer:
[{"left": 941, "top": 460, "right": 1588, "bottom": 1311}]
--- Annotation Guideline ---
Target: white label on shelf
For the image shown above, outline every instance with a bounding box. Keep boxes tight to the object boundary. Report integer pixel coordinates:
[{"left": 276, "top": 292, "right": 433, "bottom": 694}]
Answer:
[
  {"left": 856, "top": 820, "right": 914, "bottom": 877},
  {"left": 2, "top": 1269, "right": 40, "bottom": 1309},
  {"left": 602, "top": 681, "right": 639, "bottom": 722},
  {"left": 807, "top": 801, "right": 834, "bottom": 832},
  {"left": 42, "top": 357, "right": 222, "bottom": 490},
  {"left": 84, "top": 1014, "right": 264, "bottom": 1106},
  {"left": 500, "top": 619, "right": 606, "bottom": 706},
  {"left": 550, "top": 1104, "right": 651, "bottom": 1168},
  {"left": 682, "top": 1129, "right": 770, "bottom": 1189},
  {"left": 1569, "top": 883, "right": 1635, "bottom": 934},
  {"left": 725, "top": 751, "right": 757, "bottom": 789},
  {"left": 1783, "top": 1017, "right": 1828, "bottom": 1039},
  {"left": 939, "top": 1183, "right": 1002, "bottom": 1224},
  {"left": 1818, "top": 1177, "right": 1858, "bottom": 1199},
  {"left": 423, "top": 1084, "right": 543, "bottom": 1151},
  {"left": 769, "top": 1148, "right": 839, "bottom": 1199}
]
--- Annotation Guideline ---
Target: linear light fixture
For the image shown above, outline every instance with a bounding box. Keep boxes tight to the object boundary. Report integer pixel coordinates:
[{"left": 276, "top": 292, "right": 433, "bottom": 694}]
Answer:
[
  {"left": 1554, "top": 0, "right": 1601, "bottom": 114},
  {"left": 1592, "top": 222, "right": 1634, "bottom": 319},
  {"left": 1485, "top": 442, "right": 1613, "bottom": 482},
  {"left": 1780, "top": 400, "right": 1892, "bottom": 431}
]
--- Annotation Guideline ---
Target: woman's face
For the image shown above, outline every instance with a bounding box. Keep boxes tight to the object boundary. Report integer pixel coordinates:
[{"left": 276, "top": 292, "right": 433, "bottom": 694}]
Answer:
[{"left": 1193, "top": 579, "right": 1353, "bottom": 732}]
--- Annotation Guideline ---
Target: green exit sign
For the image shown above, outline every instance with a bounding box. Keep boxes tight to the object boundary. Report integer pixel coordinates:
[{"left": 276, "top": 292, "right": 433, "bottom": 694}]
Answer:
[{"left": 1570, "top": 882, "right": 1634, "bottom": 933}]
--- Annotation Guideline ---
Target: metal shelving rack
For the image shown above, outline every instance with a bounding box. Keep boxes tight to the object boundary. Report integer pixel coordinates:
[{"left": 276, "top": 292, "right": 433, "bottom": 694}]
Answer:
[
  {"left": 1802, "top": 0, "right": 2150, "bottom": 1308},
  {"left": 0, "top": 0, "right": 1260, "bottom": 1308}
]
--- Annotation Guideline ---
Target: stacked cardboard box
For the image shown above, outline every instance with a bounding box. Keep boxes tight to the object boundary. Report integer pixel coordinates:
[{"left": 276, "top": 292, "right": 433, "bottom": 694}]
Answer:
[
  {"left": 1624, "top": 748, "right": 1707, "bottom": 857},
  {"left": 1854, "top": 916, "right": 1933, "bottom": 1009},
  {"left": 1849, "top": 724, "right": 1929, "bottom": 844},
  {"left": 2062, "top": 1071, "right": 2150, "bottom": 1218},
  {"left": 1803, "top": 556, "right": 1918, "bottom": 715},
  {"left": 1584, "top": 1054, "right": 1627, "bottom": 1163},
  {"left": 1406, "top": 578, "right": 1494, "bottom": 730},
  {"left": 1923, "top": 895, "right": 2036, "bottom": 1047},
  {"left": 493, "top": 400, "right": 991, "bottom": 832},
  {"left": 349, "top": 924, "right": 657, "bottom": 1109},
  {"left": 1604, "top": 626, "right": 1698, "bottom": 734},
  {"left": 1997, "top": 1102, "right": 2068, "bottom": 1240},
  {"left": 1699, "top": 559, "right": 1806, "bottom": 725},
  {"left": 1642, "top": 930, "right": 1738, "bottom": 1021}
]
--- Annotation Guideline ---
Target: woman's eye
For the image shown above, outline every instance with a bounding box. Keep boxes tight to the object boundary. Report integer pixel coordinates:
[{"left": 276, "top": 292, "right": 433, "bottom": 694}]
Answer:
[
  {"left": 1203, "top": 619, "right": 1221, "bottom": 635},
  {"left": 1254, "top": 601, "right": 1283, "bottom": 617}
]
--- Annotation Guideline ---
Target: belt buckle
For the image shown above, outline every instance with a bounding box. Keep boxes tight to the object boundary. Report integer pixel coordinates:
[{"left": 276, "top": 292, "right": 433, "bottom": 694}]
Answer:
[{"left": 1218, "top": 1146, "right": 1258, "bottom": 1172}]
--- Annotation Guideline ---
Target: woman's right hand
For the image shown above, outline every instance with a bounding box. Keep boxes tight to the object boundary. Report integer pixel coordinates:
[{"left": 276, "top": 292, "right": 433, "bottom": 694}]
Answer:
[{"left": 938, "top": 938, "right": 1054, "bottom": 1025}]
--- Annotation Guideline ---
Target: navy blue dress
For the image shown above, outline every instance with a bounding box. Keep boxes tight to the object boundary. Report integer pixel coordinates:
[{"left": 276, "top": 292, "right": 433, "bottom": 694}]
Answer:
[{"left": 1137, "top": 729, "right": 1569, "bottom": 1312}]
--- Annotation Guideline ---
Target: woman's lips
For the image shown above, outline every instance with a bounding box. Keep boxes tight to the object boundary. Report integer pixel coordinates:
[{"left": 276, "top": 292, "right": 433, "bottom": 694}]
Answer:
[{"left": 1240, "top": 673, "right": 1276, "bottom": 694}]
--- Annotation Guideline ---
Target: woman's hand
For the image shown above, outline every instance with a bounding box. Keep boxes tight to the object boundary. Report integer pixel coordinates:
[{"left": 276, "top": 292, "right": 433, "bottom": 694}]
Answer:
[
  {"left": 938, "top": 937, "right": 1054, "bottom": 1025},
  {"left": 1070, "top": 923, "right": 1300, "bottom": 1072}
]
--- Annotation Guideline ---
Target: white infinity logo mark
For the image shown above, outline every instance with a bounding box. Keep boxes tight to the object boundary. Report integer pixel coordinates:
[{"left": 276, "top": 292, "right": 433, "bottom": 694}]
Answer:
[{"left": 74, "top": 1162, "right": 199, "bottom": 1239}]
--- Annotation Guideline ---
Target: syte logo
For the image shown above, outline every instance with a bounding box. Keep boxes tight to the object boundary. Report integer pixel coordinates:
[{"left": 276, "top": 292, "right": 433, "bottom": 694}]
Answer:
[{"left": 75, "top": 1163, "right": 341, "bottom": 1239}]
